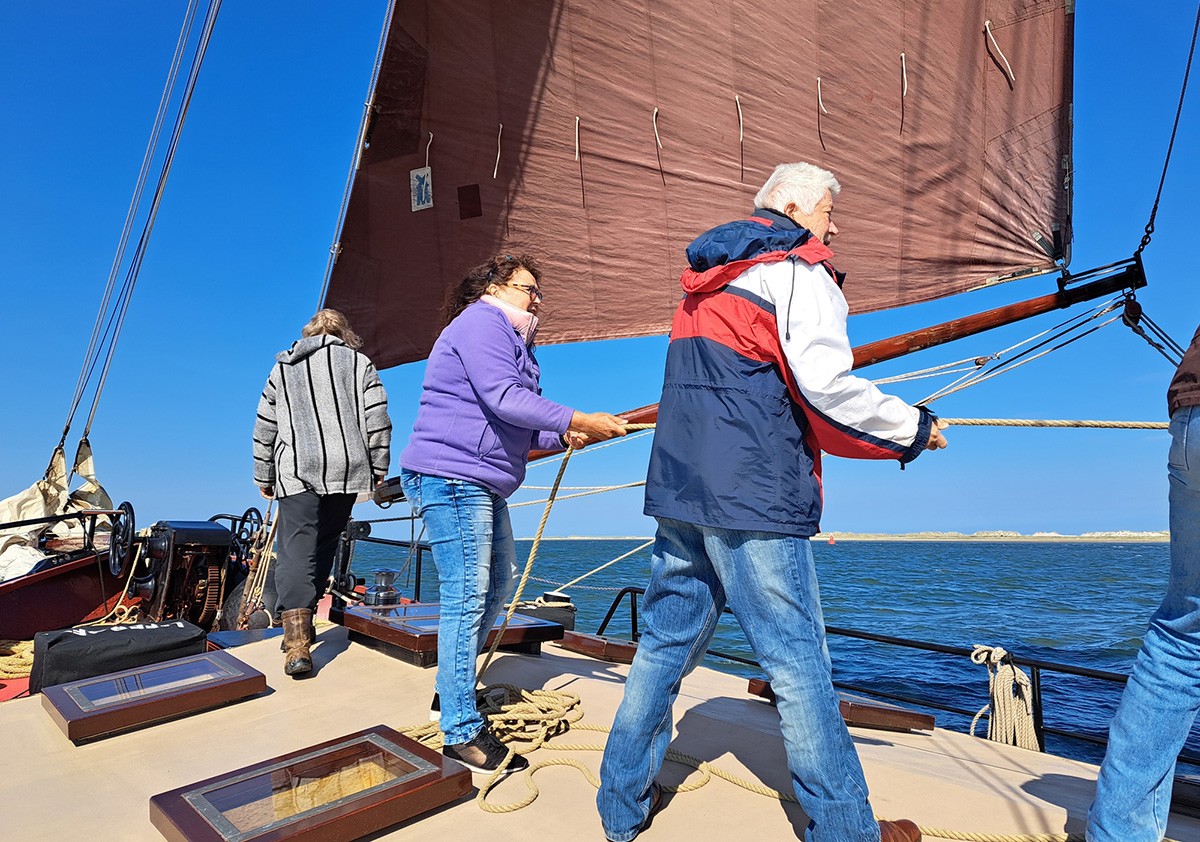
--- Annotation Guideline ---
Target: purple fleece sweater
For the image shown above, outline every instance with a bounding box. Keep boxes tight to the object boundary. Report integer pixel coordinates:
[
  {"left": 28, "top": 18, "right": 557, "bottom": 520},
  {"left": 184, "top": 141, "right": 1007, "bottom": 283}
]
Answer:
[{"left": 399, "top": 300, "right": 573, "bottom": 497}]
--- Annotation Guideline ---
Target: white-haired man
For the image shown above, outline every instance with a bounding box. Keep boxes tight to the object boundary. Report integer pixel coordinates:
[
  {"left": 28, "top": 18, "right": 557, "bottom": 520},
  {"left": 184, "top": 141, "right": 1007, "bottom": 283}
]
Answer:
[{"left": 596, "top": 163, "right": 947, "bottom": 842}]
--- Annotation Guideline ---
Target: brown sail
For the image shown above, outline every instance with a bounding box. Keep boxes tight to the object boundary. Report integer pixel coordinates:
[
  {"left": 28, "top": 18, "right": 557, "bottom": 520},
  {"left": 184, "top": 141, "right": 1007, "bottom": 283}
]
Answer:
[{"left": 324, "top": 1, "right": 1073, "bottom": 370}]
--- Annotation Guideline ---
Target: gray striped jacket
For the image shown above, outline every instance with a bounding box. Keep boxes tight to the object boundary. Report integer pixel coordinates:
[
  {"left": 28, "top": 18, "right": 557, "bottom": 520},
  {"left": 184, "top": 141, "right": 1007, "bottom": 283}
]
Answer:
[{"left": 253, "top": 336, "right": 391, "bottom": 497}]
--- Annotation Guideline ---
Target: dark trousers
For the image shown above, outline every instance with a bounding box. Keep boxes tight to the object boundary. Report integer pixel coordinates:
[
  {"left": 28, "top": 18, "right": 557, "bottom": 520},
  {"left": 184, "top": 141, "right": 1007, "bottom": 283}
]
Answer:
[{"left": 274, "top": 491, "right": 356, "bottom": 618}]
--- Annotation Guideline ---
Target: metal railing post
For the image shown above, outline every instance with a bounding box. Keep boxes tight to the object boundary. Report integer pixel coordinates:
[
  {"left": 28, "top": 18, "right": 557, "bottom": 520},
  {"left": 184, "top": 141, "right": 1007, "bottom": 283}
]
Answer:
[{"left": 1030, "top": 665, "right": 1046, "bottom": 751}]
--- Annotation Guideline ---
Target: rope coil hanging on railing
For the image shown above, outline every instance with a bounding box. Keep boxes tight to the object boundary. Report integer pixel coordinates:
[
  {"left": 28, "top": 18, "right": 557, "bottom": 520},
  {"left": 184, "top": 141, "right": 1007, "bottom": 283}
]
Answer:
[{"left": 970, "top": 645, "right": 1040, "bottom": 752}]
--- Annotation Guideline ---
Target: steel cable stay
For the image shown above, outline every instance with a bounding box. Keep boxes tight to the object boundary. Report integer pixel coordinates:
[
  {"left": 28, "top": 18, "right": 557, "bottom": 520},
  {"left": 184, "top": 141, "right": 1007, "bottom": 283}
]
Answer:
[
  {"left": 1122, "top": 296, "right": 1186, "bottom": 366},
  {"left": 873, "top": 296, "right": 1123, "bottom": 390},
  {"left": 82, "top": 0, "right": 224, "bottom": 442},
  {"left": 60, "top": 0, "right": 202, "bottom": 449},
  {"left": 919, "top": 310, "right": 1125, "bottom": 405},
  {"left": 1135, "top": 0, "right": 1200, "bottom": 256},
  {"left": 54, "top": 0, "right": 223, "bottom": 478}
]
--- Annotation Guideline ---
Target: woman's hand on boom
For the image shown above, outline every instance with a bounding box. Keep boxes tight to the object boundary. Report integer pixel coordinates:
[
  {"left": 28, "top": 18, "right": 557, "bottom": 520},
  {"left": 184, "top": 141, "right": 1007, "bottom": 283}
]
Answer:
[{"left": 568, "top": 411, "right": 629, "bottom": 444}]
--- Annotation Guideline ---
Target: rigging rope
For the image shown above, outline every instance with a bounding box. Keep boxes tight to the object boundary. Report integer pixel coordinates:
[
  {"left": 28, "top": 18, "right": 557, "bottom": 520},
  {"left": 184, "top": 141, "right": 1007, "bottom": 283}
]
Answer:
[
  {"left": 878, "top": 297, "right": 1121, "bottom": 391},
  {"left": 62, "top": 0, "right": 225, "bottom": 451},
  {"left": 61, "top": 0, "right": 201, "bottom": 449},
  {"left": 1136, "top": 0, "right": 1200, "bottom": 256},
  {"left": 921, "top": 312, "right": 1123, "bottom": 405},
  {"left": 1123, "top": 297, "right": 1186, "bottom": 366},
  {"left": 526, "top": 428, "right": 655, "bottom": 470}
]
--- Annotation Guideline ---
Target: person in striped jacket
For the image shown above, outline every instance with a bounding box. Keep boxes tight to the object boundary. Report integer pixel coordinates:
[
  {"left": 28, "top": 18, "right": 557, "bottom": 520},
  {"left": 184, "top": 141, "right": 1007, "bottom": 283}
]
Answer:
[{"left": 254, "top": 309, "right": 391, "bottom": 676}]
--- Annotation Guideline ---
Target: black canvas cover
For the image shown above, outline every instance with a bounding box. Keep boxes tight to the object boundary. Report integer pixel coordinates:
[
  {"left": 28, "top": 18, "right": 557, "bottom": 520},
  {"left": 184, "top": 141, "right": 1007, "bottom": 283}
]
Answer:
[{"left": 30, "top": 620, "right": 207, "bottom": 694}]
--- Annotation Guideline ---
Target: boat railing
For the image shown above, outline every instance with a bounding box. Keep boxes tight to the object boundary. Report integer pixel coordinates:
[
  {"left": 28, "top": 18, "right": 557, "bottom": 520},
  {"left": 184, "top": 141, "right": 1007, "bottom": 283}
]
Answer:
[
  {"left": 349, "top": 534, "right": 1199, "bottom": 768},
  {"left": 0, "top": 508, "right": 120, "bottom": 557},
  {"left": 353, "top": 531, "right": 432, "bottom": 603},
  {"left": 594, "top": 585, "right": 1200, "bottom": 768}
]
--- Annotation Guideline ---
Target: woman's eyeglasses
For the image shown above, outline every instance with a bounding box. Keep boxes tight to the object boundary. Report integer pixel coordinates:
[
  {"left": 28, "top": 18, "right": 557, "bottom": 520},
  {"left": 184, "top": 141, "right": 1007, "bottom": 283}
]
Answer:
[{"left": 507, "top": 282, "right": 544, "bottom": 302}]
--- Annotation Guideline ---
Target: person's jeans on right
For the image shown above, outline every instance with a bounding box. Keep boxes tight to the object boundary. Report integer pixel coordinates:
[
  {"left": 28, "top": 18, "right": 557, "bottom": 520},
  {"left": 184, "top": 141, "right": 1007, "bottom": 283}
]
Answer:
[
  {"left": 1088, "top": 404, "right": 1200, "bottom": 842},
  {"left": 596, "top": 516, "right": 879, "bottom": 842}
]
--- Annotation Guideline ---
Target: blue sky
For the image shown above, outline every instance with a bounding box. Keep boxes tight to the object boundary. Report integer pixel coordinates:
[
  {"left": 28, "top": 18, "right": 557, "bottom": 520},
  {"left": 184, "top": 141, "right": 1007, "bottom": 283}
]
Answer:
[{"left": 1, "top": 2, "right": 1197, "bottom": 540}]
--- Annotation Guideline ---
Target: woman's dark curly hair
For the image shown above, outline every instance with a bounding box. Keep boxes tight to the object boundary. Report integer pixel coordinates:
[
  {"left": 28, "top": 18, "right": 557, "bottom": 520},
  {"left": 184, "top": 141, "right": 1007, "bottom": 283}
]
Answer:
[{"left": 440, "top": 253, "right": 542, "bottom": 328}]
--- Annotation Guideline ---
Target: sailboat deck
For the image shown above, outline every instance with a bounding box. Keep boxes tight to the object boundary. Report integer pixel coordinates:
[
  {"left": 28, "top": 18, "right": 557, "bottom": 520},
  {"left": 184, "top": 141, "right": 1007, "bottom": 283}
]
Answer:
[{"left": 4, "top": 625, "right": 1198, "bottom": 841}]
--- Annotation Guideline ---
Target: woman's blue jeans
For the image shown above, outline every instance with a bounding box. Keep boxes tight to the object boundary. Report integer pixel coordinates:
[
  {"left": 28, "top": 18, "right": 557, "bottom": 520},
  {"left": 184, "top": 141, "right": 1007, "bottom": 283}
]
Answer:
[
  {"left": 1088, "top": 405, "right": 1200, "bottom": 841},
  {"left": 399, "top": 469, "right": 519, "bottom": 745},
  {"left": 596, "top": 517, "right": 878, "bottom": 842}
]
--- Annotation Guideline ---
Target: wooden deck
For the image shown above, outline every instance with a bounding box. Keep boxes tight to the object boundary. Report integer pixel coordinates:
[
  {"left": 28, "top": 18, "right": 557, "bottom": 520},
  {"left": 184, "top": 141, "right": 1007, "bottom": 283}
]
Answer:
[{"left": 3, "top": 625, "right": 1199, "bottom": 841}]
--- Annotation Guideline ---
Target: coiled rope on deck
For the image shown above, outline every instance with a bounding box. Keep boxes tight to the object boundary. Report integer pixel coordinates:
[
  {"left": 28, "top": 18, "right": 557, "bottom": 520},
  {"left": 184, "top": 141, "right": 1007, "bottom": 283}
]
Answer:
[
  {"left": 398, "top": 682, "right": 1137, "bottom": 841},
  {"left": 0, "top": 640, "right": 34, "bottom": 679}
]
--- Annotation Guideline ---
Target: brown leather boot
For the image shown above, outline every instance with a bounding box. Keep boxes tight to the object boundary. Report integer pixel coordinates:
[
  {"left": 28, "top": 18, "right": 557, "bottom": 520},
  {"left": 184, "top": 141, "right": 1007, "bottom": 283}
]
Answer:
[
  {"left": 281, "top": 608, "right": 314, "bottom": 676},
  {"left": 879, "top": 819, "right": 922, "bottom": 842},
  {"left": 280, "top": 613, "right": 315, "bottom": 651}
]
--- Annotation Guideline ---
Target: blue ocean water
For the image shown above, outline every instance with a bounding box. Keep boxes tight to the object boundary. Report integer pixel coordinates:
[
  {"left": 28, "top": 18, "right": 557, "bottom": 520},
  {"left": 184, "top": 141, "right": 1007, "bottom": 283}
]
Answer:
[{"left": 351, "top": 538, "right": 1195, "bottom": 769}]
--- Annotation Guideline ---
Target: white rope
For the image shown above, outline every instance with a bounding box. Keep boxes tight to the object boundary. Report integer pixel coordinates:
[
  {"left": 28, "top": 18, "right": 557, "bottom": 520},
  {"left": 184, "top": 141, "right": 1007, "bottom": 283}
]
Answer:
[
  {"left": 817, "top": 77, "right": 829, "bottom": 114},
  {"left": 526, "top": 429, "right": 655, "bottom": 470},
  {"left": 510, "top": 481, "right": 647, "bottom": 509},
  {"left": 970, "top": 645, "right": 1039, "bottom": 751},
  {"left": 984, "top": 20, "right": 1016, "bottom": 84},
  {"left": 574, "top": 116, "right": 580, "bottom": 161},
  {"left": 922, "top": 313, "right": 1124, "bottom": 404},
  {"left": 425, "top": 131, "right": 433, "bottom": 167},
  {"left": 900, "top": 52, "right": 908, "bottom": 97},
  {"left": 553, "top": 539, "right": 655, "bottom": 592},
  {"left": 652, "top": 107, "right": 663, "bottom": 149},
  {"left": 875, "top": 365, "right": 982, "bottom": 385},
  {"left": 735, "top": 94, "right": 744, "bottom": 141},
  {"left": 885, "top": 296, "right": 1121, "bottom": 396},
  {"left": 522, "top": 485, "right": 635, "bottom": 491},
  {"left": 530, "top": 576, "right": 625, "bottom": 592},
  {"left": 873, "top": 354, "right": 991, "bottom": 386},
  {"left": 493, "top": 123, "right": 503, "bottom": 178}
]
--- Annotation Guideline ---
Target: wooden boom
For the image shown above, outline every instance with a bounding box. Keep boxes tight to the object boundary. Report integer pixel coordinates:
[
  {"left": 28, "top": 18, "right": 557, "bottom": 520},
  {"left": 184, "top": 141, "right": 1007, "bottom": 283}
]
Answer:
[{"left": 531, "top": 259, "right": 1146, "bottom": 459}]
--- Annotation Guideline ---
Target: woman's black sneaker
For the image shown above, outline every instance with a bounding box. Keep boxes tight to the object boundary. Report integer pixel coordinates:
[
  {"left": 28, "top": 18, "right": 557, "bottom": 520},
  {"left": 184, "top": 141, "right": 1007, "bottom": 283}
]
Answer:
[{"left": 443, "top": 726, "right": 529, "bottom": 775}]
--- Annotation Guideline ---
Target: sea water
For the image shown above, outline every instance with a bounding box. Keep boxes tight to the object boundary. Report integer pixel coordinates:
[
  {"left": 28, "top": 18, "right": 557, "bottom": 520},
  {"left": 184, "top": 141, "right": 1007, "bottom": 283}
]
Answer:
[{"left": 351, "top": 538, "right": 1195, "bottom": 769}]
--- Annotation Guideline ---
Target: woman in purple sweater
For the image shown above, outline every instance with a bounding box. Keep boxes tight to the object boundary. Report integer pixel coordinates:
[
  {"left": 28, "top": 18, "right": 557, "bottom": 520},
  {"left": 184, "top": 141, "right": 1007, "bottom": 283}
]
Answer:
[{"left": 400, "top": 255, "right": 626, "bottom": 774}]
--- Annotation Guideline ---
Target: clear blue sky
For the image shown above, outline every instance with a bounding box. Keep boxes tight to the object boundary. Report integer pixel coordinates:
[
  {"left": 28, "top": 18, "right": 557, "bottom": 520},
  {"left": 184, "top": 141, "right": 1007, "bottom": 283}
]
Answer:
[{"left": 1, "top": 2, "right": 1197, "bottom": 540}]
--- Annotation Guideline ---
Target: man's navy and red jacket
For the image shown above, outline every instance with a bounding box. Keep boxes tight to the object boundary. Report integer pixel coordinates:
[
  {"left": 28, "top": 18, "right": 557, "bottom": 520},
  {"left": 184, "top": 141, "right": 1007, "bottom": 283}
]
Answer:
[{"left": 644, "top": 207, "right": 935, "bottom": 537}]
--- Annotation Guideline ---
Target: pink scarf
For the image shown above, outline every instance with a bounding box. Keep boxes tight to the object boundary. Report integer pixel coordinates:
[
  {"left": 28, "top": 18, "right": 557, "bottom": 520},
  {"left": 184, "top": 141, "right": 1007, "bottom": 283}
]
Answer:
[{"left": 481, "top": 294, "right": 538, "bottom": 345}]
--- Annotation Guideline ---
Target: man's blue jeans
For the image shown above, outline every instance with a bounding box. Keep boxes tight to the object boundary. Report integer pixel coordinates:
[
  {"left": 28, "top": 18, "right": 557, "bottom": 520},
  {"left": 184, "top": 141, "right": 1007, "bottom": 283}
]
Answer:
[
  {"left": 597, "top": 517, "right": 879, "bottom": 842},
  {"left": 400, "top": 470, "right": 519, "bottom": 745},
  {"left": 1088, "top": 405, "right": 1200, "bottom": 841}
]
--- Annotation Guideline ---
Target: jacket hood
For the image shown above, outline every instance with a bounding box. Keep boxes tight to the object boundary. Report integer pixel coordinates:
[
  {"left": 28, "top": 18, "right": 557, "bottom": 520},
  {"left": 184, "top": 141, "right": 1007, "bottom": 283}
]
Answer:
[
  {"left": 681, "top": 207, "right": 836, "bottom": 294},
  {"left": 276, "top": 335, "right": 347, "bottom": 364}
]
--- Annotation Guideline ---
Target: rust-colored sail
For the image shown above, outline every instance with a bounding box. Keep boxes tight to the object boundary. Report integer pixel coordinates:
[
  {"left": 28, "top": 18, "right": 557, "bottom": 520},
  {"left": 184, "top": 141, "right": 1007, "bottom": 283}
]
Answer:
[{"left": 324, "top": 1, "right": 1073, "bottom": 370}]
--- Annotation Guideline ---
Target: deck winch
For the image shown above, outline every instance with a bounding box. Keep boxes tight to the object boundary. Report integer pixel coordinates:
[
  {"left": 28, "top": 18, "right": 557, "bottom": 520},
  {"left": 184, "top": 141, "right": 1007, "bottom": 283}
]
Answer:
[{"left": 132, "top": 521, "right": 233, "bottom": 629}]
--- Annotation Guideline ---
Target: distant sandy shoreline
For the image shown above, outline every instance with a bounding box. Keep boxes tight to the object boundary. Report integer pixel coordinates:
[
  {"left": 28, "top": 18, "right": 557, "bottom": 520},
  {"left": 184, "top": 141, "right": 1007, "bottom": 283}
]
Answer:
[
  {"left": 529, "top": 532, "right": 1170, "bottom": 543},
  {"left": 817, "top": 531, "right": 1169, "bottom": 543}
]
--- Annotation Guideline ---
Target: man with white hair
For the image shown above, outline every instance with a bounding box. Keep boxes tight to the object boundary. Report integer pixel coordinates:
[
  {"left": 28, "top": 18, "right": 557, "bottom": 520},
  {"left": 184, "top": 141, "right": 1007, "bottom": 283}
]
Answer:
[{"left": 596, "top": 163, "right": 947, "bottom": 842}]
